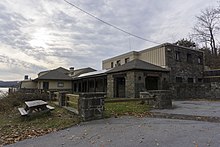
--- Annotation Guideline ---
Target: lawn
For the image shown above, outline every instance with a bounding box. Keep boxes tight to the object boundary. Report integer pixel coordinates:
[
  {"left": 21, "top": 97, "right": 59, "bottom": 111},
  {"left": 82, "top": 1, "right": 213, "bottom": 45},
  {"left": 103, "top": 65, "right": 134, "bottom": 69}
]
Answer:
[
  {"left": 0, "top": 93, "right": 151, "bottom": 146},
  {"left": 0, "top": 92, "right": 81, "bottom": 146},
  {"left": 0, "top": 104, "right": 80, "bottom": 145},
  {"left": 104, "top": 101, "right": 150, "bottom": 117}
]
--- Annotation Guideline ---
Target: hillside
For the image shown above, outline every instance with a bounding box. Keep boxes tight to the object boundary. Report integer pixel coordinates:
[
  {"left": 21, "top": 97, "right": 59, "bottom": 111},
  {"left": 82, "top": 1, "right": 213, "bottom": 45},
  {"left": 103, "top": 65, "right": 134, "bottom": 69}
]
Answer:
[{"left": 0, "top": 81, "right": 19, "bottom": 87}]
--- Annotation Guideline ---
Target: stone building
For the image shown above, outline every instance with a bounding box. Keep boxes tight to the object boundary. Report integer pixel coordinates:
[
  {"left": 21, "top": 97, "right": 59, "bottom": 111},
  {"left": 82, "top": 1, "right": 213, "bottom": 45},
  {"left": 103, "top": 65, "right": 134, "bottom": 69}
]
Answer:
[
  {"left": 102, "top": 43, "right": 204, "bottom": 98},
  {"left": 21, "top": 42, "right": 220, "bottom": 99},
  {"left": 106, "top": 59, "right": 169, "bottom": 98}
]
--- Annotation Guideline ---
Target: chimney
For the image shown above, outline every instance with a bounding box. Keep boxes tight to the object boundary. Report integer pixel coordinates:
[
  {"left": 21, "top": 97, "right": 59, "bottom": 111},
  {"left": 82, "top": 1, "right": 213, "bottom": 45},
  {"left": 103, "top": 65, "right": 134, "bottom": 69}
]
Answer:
[
  {"left": 69, "top": 67, "right": 74, "bottom": 76},
  {"left": 24, "top": 75, "right": 28, "bottom": 80}
]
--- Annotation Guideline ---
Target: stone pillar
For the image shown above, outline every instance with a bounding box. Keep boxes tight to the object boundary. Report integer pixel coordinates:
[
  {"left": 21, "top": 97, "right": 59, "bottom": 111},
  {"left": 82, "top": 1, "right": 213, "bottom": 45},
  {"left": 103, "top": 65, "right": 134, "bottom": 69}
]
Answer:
[
  {"left": 125, "top": 72, "right": 135, "bottom": 98},
  {"left": 107, "top": 74, "right": 114, "bottom": 98},
  {"left": 78, "top": 92, "right": 105, "bottom": 121}
]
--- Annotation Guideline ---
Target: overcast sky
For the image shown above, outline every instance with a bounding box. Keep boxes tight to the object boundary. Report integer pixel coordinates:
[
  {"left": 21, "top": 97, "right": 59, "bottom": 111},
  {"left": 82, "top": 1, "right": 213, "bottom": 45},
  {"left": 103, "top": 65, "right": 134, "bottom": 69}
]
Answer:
[{"left": 0, "top": 0, "right": 218, "bottom": 81}]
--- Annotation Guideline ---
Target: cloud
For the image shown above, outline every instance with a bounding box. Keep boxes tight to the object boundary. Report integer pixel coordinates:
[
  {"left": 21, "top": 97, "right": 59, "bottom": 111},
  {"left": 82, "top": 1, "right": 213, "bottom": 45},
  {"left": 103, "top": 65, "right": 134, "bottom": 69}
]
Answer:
[{"left": 0, "top": 0, "right": 218, "bottom": 80}]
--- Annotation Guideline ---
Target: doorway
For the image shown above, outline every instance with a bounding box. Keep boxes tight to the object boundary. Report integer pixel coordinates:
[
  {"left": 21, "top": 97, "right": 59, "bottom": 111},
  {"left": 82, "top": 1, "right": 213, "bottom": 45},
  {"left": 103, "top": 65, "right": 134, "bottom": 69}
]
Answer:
[
  {"left": 145, "top": 76, "right": 159, "bottom": 90},
  {"left": 43, "top": 82, "right": 49, "bottom": 90},
  {"left": 114, "top": 77, "right": 125, "bottom": 98}
]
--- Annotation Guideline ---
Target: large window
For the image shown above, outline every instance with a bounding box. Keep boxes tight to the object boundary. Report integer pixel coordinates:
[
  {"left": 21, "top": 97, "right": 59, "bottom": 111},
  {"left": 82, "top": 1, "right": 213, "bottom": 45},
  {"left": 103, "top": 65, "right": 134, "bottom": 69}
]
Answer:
[
  {"left": 187, "top": 53, "right": 192, "bottom": 63},
  {"left": 175, "top": 51, "right": 180, "bottom": 61},
  {"left": 198, "top": 56, "right": 203, "bottom": 64}
]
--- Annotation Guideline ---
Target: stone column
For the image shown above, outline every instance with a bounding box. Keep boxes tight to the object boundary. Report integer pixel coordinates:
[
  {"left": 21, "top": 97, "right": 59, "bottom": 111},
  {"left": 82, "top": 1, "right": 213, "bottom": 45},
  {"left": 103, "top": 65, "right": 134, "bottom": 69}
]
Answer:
[
  {"left": 125, "top": 71, "right": 135, "bottom": 98},
  {"left": 107, "top": 74, "right": 114, "bottom": 98}
]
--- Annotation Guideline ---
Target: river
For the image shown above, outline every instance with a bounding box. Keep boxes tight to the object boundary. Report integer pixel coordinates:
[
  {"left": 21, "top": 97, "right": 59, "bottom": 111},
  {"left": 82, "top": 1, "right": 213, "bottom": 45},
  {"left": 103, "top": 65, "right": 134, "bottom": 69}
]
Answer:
[{"left": 0, "top": 87, "right": 9, "bottom": 98}]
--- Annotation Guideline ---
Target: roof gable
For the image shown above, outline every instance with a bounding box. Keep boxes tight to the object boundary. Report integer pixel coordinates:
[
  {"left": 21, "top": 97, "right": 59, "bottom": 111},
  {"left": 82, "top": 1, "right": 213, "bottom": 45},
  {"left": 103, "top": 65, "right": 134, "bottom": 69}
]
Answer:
[
  {"left": 107, "top": 59, "right": 168, "bottom": 73},
  {"left": 36, "top": 67, "right": 72, "bottom": 80}
]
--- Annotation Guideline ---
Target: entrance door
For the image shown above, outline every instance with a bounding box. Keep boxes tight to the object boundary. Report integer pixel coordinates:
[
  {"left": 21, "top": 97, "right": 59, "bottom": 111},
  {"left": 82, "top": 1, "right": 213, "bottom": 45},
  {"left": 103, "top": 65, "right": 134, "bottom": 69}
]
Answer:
[
  {"left": 115, "top": 77, "right": 125, "bottom": 98},
  {"left": 43, "top": 82, "right": 49, "bottom": 90},
  {"left": 145, "top": 77, "right": 159, "bottom": 90}
]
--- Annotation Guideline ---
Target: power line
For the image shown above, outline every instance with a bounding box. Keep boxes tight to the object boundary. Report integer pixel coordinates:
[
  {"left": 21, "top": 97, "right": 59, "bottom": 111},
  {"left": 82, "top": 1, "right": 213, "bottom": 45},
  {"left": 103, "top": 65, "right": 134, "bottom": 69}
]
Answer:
[{"left": 63, "top": 0, "right": 160, "bottom": 45}]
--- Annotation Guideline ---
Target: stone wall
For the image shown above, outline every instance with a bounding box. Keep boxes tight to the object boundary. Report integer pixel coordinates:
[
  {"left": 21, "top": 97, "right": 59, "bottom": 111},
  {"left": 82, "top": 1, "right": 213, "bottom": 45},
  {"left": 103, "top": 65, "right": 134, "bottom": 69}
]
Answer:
[
  {"left": 165, "top": 45, "right": 204, "bottom": 84},
  {"left": 79, "top": 93, "right": 105, "bottom": 121},
  {"left": 174, "top": 82, "right": 220, "bottom": 99}
]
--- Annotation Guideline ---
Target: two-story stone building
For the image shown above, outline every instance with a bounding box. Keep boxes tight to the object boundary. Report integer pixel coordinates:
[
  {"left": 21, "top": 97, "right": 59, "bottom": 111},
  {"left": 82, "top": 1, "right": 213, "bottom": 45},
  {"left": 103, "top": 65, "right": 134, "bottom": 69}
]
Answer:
[
  {"left": 21, "top": 42, "right": 208, "bottom": 99},
  {"left": 101, "top": 43, "right": 204, "bottom": 98}
]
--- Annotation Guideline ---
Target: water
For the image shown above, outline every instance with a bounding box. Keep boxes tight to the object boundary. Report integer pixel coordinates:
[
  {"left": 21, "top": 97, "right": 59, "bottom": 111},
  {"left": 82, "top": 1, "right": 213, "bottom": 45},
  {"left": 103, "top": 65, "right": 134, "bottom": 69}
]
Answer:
[{"left": 0, "top": 87, "right": 8, "bottom": 98}]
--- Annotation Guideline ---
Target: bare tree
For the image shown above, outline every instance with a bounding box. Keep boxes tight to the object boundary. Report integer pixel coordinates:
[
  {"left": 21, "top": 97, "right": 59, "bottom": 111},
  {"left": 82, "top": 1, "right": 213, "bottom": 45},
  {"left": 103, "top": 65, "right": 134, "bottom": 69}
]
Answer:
[{"left": 192, "top": 7, "right": 220, "bottom": 56}]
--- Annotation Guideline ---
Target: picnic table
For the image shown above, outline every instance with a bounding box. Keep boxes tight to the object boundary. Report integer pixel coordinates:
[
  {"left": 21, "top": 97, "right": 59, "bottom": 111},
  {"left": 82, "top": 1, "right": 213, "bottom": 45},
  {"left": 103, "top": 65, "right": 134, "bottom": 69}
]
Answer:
[{"left": 18, "top": 100, "right": 54, "bottom": 116}]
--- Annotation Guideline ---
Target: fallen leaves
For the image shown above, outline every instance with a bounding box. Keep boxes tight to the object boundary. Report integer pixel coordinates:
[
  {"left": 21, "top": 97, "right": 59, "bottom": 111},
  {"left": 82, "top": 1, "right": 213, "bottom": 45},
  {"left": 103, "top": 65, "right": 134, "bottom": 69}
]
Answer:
[{"left": 1, "top": 128, "right": 56, "bottom": 145}]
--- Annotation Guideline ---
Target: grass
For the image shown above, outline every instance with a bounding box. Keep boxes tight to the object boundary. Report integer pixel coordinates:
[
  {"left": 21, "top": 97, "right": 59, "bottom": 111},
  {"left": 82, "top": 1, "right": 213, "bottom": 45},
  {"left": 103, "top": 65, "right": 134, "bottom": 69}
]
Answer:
[
  {"left": 0, "top": 104, "right": 80, "bottom": 145},
  {"left": 0, "top": 93, "right": 81, "bottom": 146},
  {"left": 0, "top": 93, "right": 151, "bottom": 145},
  {"left": 104, "top": 101, "right": 150, "bottom": 117}
]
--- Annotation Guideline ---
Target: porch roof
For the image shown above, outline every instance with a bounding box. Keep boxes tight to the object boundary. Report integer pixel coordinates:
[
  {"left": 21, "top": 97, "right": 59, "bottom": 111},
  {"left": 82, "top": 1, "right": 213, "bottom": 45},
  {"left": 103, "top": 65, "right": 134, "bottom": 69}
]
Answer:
[
  {"left": 77, "top": 70, "right": 108, "bottom": 78},
  {"left": 107, "top": 59, "right": 169, "bottom": 74}
]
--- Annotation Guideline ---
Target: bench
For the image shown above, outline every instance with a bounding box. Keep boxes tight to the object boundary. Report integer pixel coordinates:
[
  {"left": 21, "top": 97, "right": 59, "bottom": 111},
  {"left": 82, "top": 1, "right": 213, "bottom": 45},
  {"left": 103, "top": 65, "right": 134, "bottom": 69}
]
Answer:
[
  {"left": 18, "top": 107, "right": 28, "bottom": 116},
  {"left": 46, "top": 105, "right": 55, "bottom": 110}
]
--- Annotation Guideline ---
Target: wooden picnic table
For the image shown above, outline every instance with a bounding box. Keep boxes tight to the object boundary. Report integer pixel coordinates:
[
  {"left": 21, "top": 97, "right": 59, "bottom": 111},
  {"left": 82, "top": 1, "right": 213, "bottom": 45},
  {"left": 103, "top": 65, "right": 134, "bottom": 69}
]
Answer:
[{"left": 18, "top": 100, "right": 54, "bottom": 116}]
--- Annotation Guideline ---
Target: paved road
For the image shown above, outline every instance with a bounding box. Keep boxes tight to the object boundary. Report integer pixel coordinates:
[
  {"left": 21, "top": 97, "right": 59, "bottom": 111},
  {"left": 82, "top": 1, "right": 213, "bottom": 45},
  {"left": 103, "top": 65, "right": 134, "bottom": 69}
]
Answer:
[
  {"left": 6, "top": 100, "right": 220, "bottom": 147},
  {"left": 6, "top": 116, "right": 220, "bottom": 147},
  {"left": 152, "top": 100, "right": 220, "bottom": 117}
]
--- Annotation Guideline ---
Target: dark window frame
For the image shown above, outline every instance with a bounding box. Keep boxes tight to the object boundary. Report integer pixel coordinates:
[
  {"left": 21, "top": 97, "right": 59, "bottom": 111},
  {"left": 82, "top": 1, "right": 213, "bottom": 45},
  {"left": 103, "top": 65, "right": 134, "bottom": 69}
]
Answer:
[
  {"left": 175, "top": 51, "right": 181, "bottom": 61},
  {"left": 187, "top": 53, "right": 192, "bottom": 63},
  {"left": 57, "top": 82, "right": 64, "bottom": 87},
  {"left": 111, "top": 62, "right": 114, "bottom": 68},
  {"left": 198, "top": 78, "right": 203, "bottom": 83},
  {"left": 116, "top": 60, "right": 121, "bottom": 66},
  {"left": 187, "top": 78, "right": 194, "bottom": 83},
  {"left": 125, "top": 57, "right": 130, "bottom": 63},
  {"left": 198, "top": 56, "right": 203, "bottom": 64},
  {"left": 176, "top": 77, "right": 183, "bottom": 83}
]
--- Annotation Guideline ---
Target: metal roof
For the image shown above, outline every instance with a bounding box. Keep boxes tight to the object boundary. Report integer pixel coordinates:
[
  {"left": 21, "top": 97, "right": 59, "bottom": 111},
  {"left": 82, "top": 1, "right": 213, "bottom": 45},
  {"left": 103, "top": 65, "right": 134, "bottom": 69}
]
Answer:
[{"left": 78, "top": 70, "right": 108, "bottom": 78}]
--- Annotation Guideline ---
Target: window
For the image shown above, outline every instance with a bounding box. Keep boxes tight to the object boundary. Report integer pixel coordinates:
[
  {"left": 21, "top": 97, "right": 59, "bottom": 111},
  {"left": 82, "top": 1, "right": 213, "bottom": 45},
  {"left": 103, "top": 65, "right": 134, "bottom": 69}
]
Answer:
[
  {"left": 176, "top": 77, "right": 183, "bottom": 83},
  {"left": 116, "top": 60, "right": 121, "bottom": 66},
  {"left": 57, "top": 82, "right": 64, "bottom": 87},
  {"left": 175, "top": 51, "right": 180, "bottom": 61},
  {"left": 111, "top": 62, "right": 114, "bottom": 68},
  {"left": 198, "top": 57, "right": 202, "bottom": 64},
  {"left": 187, "top": 53, "right": 192, "bottom": 63},
  {"left": 125, "top": 58, "right": 130, "bottom": 63},
  {"left": 138, "top": 76, "right": 141, "bottom": 80},
  {"left": 198, "top": 78, "right": 203, "bottom": 83},
  {"left": 187, "top": 78, "right": 194, "bottom": 83}
]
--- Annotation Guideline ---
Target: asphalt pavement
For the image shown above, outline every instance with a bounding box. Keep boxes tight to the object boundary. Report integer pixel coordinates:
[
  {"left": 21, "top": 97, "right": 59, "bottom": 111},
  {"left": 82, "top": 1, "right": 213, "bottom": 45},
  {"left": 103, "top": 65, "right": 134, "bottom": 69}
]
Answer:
[{"left": 5, "top": 100, "right": 220, "bottom": 147}]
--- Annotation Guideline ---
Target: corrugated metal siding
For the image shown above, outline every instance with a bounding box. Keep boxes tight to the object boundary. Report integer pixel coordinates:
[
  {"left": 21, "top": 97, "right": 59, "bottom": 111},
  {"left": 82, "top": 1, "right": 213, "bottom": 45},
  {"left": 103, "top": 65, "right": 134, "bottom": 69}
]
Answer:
[
  {"left": 102, "top": 53, "right": 138, "bottom": 70},
  {"left": 138, "top": 47, "right": 166, "bottom": 67}
]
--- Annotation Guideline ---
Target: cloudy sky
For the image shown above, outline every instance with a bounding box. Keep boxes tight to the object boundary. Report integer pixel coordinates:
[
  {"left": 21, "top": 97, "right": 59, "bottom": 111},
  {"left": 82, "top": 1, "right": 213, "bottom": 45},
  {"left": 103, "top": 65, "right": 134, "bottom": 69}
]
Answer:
[{"left": 0, "top": 0, "right": 218, "bottom": 81}]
